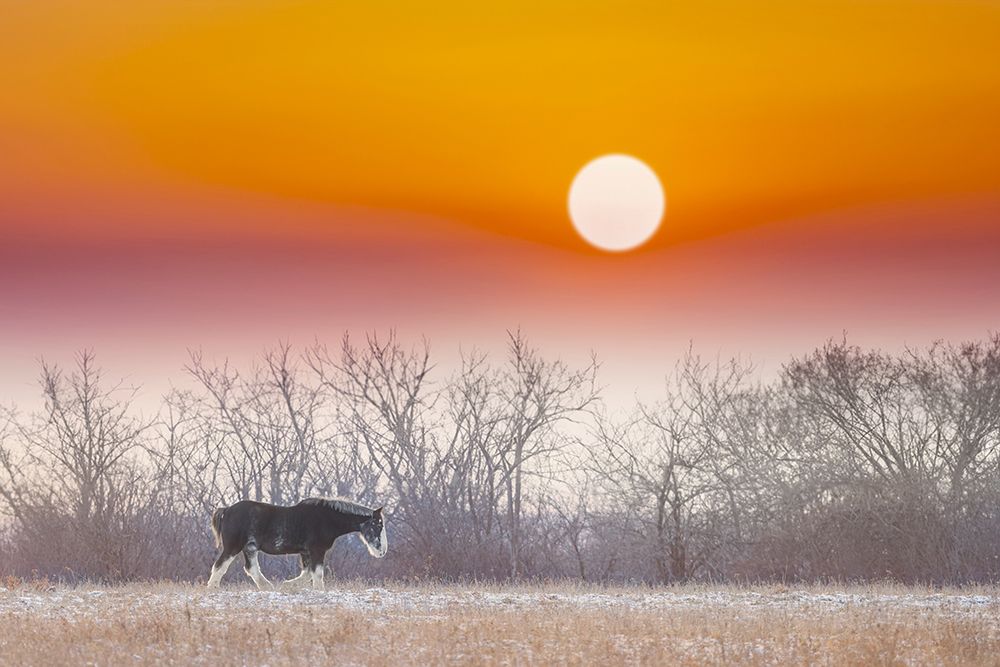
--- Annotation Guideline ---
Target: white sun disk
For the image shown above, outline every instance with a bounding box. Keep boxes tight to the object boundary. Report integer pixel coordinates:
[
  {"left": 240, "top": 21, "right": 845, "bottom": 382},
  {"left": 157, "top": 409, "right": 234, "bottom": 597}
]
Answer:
[{"left": 568, "top": 154, "right": 665, "bottom": 252}]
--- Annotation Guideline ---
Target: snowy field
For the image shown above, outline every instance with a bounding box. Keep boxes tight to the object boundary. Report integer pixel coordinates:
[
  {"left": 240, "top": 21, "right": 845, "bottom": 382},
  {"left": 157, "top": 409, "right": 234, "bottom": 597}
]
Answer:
[{"left": 2, "top": 581, "right": 999, "bottom": 665}]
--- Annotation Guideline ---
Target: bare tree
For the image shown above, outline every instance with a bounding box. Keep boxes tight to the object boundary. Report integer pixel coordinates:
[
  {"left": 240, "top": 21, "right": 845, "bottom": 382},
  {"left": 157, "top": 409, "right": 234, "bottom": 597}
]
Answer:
[
  {"left": 588, "top": 355, "right": 732, "bottom": 583},
  {"left": 910, "top": 336, "right": 1000, "bottom": 508},
  {"left": 491, "top": 331, "right": 599, "bottom": 579},
  {"left": 445, "top": 350, "right": 506, "bottom": 560},
  {"left": 309, "top": 332, "right": 464, "bottom": 569},
  {"left": 0, "top": 406, "right": 28, "bottom": 525},
  {"left": 186, "top": 343, "right": 327, "bottom": 505},
  {"left": 3, "top": 334, "right": 1000, "bottom": 584},
  {"left": 785, "top": 339, "right": 938, "bottom": 483},
  {"left": 0, "top": 352, "right": 153, "bottom": 579}
]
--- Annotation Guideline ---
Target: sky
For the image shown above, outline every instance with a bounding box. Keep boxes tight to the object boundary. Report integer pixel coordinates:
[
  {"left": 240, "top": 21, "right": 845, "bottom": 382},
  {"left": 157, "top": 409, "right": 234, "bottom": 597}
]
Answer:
[{"left": 1, "top": 0, "right": 999, "bottom": 410}]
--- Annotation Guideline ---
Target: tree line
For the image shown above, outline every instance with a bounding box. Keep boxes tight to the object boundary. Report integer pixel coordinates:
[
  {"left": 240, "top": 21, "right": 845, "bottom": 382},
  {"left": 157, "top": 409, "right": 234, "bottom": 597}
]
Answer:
[{"left": 1, "top": 332, "right": 999, "bottom": 584}]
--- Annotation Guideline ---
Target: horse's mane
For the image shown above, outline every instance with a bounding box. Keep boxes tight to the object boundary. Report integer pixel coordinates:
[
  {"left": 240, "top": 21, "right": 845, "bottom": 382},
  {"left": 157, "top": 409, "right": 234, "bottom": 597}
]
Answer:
[{"left": 300, "top": 496, "right": 375, "bottom": 517}]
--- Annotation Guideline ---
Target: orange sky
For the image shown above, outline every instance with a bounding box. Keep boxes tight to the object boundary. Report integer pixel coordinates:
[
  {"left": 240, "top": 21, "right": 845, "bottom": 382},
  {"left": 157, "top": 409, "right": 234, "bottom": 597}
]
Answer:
[{"left": 1, "top": 0, "right": 999, "bottom": 407}]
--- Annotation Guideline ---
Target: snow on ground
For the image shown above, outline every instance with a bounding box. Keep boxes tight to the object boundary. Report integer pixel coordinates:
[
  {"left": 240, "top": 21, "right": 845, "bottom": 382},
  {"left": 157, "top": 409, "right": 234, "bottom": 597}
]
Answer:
[
  {"left": 4, "top": 584, "right": 1000, "bottom": 664},
  {"left": 2, "top": 585, "right": 997, "bottom": 621}
]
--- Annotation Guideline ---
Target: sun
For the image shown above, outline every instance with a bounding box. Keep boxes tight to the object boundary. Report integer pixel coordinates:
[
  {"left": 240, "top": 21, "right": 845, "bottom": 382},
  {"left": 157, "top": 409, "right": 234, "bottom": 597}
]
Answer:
[{"left": 568, "top": 154, "right": 665, "bottom": 252}]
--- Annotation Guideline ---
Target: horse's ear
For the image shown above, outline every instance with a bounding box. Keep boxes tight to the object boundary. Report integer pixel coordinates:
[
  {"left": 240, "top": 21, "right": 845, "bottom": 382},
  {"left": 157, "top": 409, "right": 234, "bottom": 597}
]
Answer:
[{"left": 374, "top": 506, "right": 383, "bottom": 517}]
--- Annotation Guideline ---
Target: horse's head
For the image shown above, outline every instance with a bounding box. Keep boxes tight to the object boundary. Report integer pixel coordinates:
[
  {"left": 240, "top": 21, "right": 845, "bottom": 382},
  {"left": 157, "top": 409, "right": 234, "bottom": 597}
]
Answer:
[{"left": 358, "top": 507, "right": 388, "bottom": 558}]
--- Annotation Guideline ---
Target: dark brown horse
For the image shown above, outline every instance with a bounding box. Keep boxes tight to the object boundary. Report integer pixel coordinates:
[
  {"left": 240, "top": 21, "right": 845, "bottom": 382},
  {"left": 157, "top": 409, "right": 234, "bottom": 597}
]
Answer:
[{"left": 207, "top": 497, "right": 387, "bottom": 589}]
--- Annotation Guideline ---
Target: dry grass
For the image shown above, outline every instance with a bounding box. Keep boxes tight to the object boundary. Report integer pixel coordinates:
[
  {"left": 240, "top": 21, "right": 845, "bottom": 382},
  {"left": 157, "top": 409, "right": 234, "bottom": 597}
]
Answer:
[{"left": 2, "top": 580, "right": 999, "bottom": 665}]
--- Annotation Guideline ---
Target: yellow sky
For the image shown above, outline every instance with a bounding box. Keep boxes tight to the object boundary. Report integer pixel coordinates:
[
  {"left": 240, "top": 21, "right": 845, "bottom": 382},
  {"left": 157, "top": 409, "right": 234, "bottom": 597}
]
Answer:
[{"left": 3, "top": 0, "right": 1000, "bottom": 246}]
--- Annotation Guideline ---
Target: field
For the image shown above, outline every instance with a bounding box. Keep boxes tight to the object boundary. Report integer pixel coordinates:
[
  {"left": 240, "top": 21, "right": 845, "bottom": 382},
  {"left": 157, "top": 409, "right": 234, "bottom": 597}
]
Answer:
[{"left": 2, "top": 580, "right": 999, "bottom": 665}]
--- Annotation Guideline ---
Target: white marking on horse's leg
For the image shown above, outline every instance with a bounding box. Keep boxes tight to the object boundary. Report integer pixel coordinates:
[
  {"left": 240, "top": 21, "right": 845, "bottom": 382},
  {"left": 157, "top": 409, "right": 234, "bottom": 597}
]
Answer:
[
  {"left": 245, "top": 551, "right": 272, "bottom": 590},
  {"left": 286, "top": 568, "right": 310, "bottom": 586},
  {"left": 311, "top": 564, "right": 325, "bottom": 591},
  {"left": 207, "top": 555, "right": 237, "bottom": 588}
]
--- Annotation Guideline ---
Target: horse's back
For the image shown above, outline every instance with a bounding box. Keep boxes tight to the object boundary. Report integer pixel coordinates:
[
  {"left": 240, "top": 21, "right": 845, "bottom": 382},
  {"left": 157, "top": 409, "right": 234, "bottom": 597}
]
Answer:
[{"left": 226, "top": 499, "right": 277, "bottom": 511}]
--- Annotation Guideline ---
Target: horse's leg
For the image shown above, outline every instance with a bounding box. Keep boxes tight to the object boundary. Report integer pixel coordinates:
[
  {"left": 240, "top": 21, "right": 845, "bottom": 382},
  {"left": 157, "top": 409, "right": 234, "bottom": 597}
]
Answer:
[
  {"left": 207, "top": 548, "right": 238, "bottom": 588},
  {"left": 285, "top": 553, "right": 311, "bottom": 586},
  {"left": 310, "top": 562, "right": 325, "bottom": 591},
  {"left": 309, "top": 548, "right": 326, "bottom": 591},
  {"left": 242, "top": 544, "right": 272, "bottom": 590}
]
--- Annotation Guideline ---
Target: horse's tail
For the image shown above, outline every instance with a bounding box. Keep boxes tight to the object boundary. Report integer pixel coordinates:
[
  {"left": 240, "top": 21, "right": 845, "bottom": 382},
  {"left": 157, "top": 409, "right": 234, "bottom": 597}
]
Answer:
[{"left": 210, "top": 507, "right": 226, "bottom": 548}]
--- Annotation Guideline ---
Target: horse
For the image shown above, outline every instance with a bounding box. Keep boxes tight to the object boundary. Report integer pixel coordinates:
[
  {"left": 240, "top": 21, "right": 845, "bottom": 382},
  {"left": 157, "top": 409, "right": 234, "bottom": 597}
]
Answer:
[{"left": 206, "top": 497, "right": 387, "bottom": 589}]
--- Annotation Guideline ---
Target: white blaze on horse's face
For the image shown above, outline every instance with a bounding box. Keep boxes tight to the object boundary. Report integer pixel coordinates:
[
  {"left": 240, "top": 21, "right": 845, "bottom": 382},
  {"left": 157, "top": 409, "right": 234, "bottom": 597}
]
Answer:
[{"left": 358, "top": 508, "right": 388, "bottom": 558}]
